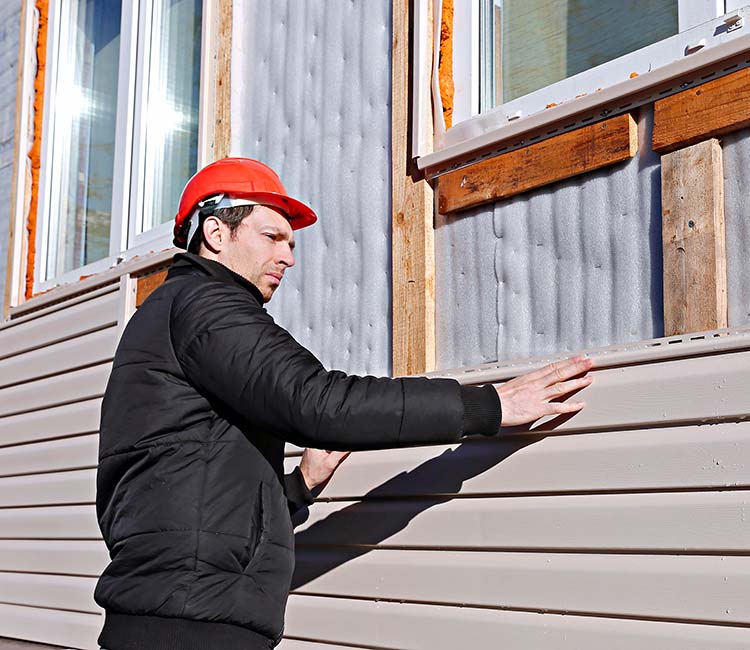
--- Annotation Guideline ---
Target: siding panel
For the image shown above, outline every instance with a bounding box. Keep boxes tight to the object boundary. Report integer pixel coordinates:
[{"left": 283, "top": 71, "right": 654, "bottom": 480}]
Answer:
[
  {"left": 0, "top": 327, "right": 117, "bottom": 388},
  {"left": 0, "top": 291, "right": 118, "bottom": 360},
  {"left": 0, "top": 469, "right": 95, "bottom": 506},
  {"left": 0, "top": 540, "right": 107, "bottom": 575},
  {"left": 0, "top": 399, "right": 101, "bottom": 447},
  {"left": 285, "top": 421, "right": 750, "bottom": 498},
  {"left": 0, "top": 435, "right": 98, "bottom": 477},
  {"left": 0, "top": 604, "right": 100, "bottom": 650},
  {"left": 0, "top": 505, "right": 99, "bottom": 539},
  {"left": 285, "top": 595, "right": 750, "bottom": 650},
  {"left": 0, "top": 573, "right": 98, "bottom": 613},
  {"left": 0, "top": 364, "right": 111, "bottom": 417},
  {"left": 295, "top": 491, "right": 750, "bottom": 551},
  {"left": 293, "top": 550, "right": 750, "bottom": 625}
]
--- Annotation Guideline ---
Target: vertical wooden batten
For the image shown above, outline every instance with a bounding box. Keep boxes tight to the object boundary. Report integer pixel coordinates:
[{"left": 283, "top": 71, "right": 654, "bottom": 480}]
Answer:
[
  {"left": 392, "top": 0, "right": 435, "bottom": 377},
  {"left": 200, "top": 0, "right": 232, "bottom": 163},
  {"left": 661, "top": 139, "right": 726, "bottom": 337}
]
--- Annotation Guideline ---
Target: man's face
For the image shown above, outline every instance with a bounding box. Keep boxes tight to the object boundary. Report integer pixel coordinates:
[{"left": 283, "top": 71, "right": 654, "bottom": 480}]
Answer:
[{"left": 221, "top": 206, "right": 296, "bottom": 302}]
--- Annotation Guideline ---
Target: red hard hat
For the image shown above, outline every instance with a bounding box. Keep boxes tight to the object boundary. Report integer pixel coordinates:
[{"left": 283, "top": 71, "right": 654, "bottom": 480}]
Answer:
[{"left": 173, "top": 157, "right": 317, "bottom": 248}]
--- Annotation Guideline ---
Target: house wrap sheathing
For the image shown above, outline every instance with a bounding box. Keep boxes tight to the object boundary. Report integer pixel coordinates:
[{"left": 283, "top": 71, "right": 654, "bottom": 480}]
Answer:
[{"left": 2, "top": 1, "right": 750, "bottom": 648}]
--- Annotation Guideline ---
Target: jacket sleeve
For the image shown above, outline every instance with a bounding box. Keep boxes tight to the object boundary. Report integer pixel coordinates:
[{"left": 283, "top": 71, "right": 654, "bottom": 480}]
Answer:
[
  {"left": 171, "top": 282, "right": 499, "bottom": 450},
  {"left": 284, "top": 467, "right": 315, "bottom": 517}
]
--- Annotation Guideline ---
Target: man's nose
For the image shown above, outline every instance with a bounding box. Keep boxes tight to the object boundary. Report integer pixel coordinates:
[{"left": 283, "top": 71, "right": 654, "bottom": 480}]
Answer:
[{"left": 279, "top": 244, "right": 295, "bottom": 268}]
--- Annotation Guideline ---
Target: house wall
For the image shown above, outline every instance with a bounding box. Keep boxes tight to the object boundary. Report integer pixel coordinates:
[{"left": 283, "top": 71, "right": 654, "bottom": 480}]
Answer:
[
  {"left": 2, "top": 3, "right": 750, "bottom": 650},
  {"left": 0, "top": 0, "right": 21, "bottom": 310},
  {"left": 231, "top": 0, "right": 393, "bottom": 377}
]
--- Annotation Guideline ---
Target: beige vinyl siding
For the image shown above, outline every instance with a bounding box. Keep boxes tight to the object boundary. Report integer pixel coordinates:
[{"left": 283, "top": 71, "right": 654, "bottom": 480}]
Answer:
[
  {"left": 0, "top": 286, "right": 119, "bottom": 649},
  {"left": 284, "top": 344, "right": 750, "bottom": 648},
  {"left": 2, "top": 275, "right": 750, "bottom": 649}
]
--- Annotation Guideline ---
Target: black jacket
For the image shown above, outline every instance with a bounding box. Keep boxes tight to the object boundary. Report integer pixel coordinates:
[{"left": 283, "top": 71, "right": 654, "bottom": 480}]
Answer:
[{"left": 95, "top": 253, "right": 500, "bottom": 649}]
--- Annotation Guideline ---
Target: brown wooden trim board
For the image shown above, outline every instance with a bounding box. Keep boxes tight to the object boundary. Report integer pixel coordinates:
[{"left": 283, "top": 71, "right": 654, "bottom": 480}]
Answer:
[
  {"left": 652, "top": 68, "right": 750, "bottom": 154},
  {"left": 438, "top": 113, "right": 638, "bottom": 214}
]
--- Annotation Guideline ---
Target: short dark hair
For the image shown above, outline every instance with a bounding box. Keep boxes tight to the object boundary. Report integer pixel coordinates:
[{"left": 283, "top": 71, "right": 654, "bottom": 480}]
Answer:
[{"left": 188, "top": 204, "right": 256, "bottom": 254}]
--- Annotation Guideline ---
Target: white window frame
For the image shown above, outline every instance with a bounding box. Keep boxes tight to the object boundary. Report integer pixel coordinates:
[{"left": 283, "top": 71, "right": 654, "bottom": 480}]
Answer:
[
  {"left": 415, "top": 1, "right": 750, "bottom": 174},
  {"left": 34, "top": 0, "right": 214, "bottom": 293}
]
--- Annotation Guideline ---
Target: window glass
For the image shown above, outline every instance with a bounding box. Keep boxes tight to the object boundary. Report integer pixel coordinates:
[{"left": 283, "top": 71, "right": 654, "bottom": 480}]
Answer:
[
  {"left": 140, "top": 0, "right": 202, "bottom": 233},
  {"left": 48, "top": 0, "right": 121, "bottom": 277},
  {"left": 484, "top": 0, "right": 678, "bottom": 107}
]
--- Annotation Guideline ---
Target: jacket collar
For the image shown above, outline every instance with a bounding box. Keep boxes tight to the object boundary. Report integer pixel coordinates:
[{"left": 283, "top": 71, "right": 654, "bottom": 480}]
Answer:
[{"left": 168, "top": 253, "right": 265, "bottom": 305}]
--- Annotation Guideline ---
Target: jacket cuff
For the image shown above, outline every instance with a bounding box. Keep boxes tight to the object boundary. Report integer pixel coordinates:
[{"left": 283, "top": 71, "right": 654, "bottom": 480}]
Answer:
[
  {"left": 284, "top": 466, "right": 315, "bottom": 515},
  {"left": 460, "top": 384, "right": 501, "bottom": 436}
]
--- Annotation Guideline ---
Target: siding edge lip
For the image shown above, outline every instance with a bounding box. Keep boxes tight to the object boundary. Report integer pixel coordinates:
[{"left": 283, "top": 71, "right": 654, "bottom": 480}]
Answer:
[
  {"left": 428, "top": 326, "right": 750, "bottom": 383},
  {"left": 287, "top": 592, "right": 750, "bottom": 630}
]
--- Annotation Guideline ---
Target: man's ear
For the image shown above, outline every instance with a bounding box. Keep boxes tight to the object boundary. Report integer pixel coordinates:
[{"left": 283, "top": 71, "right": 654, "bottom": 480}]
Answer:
[{"left": 201, "top": 216, "right": 224, "bottom": 253}]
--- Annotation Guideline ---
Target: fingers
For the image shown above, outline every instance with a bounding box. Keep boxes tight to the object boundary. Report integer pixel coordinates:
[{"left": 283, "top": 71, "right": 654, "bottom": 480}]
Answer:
[
  {"left": 511, "top": 356, "right": 593, "bottom": 387},
  {"left": 546, "top": 400, "right": 586, "bottom": 415},
  {"left": 539, "top": 356, "right": 593, "bottom": 386},
  {"left": 544, "top": 374, "right": 592, "bottom": 399}
]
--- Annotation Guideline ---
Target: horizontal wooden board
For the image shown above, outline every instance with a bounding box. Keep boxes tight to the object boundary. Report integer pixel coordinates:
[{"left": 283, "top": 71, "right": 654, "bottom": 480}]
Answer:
[
  {"left": 293, "top": 549, "right": 750, "bottom": 625},
  {"left": 286, "top": 421, "right": 750, "bottom": 499},
  {"left": 0, "top": 291, "right": 118, "bottom": 361},
  {"left": 0, "top": 540, "right": 108, "bottom": 576},
  {"left": 437, "top": 113, "right": 637, "bottom": 214},
  {"left": 285, "top": 595, "right": 750, "bottom": 650},
  {"left": 0, "top": 505, "right": 100, "bottom": 539},
  {"left": 652, "top": 68, "right": 750, "bottom": 153},
  {"left": 0, "top": 572, "right": 98, "bottom": 614},
  {"left": 0, "top": 327, "right": 117, "bottom": 389},
  {"left": 0, "top": 399, "right": 101, "bottom": 447},
  {"left": 0, "top": 603, "right": 100, "bottom": 650},
  {"left": 0, "top": 435, "right": 98, "bottom": 478},
  {"left": 295, "top": 491, "right": 750, "bottom": 552},
  {"left": 0, "top": 469, "right": 96, "bottom": 506},
  {"left": 0, "top": 363, "right": 111, "bottom": 418}
]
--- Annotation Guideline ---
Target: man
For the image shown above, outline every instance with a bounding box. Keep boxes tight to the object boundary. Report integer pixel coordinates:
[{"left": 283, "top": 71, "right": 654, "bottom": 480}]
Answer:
[{"left": 95, "top": 158, "right": 593, "bottom": 649}]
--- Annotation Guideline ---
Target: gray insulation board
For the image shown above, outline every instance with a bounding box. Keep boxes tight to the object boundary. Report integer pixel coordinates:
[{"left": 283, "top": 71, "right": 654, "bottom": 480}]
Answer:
[
  {"left": 436, "top": 106, "right": 664, "bottom": 369},
  {"left": 0, "top": 0, "right": 20, "bottom": 312},
  {"left": 722, "top": 127, "right": 750, "bottom": 328},
  {"left": 231, "top": 0, "right": 392, "bottom": 377}
]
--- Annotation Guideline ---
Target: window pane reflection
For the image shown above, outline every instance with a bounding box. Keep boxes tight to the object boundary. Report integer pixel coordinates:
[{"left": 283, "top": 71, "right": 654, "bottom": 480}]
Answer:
[
  {"left": 141, "top": 0, "right": 202, "bottom": 232},
  {"left": 50, "top": 0, "right": 121, "bottom": 276},
  {"left": 485, "top": 0, "right": 678, "bottom": 107}
]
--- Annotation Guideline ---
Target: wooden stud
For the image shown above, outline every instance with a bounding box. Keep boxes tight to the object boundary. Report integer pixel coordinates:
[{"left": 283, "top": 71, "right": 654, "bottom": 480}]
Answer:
[
  {"left": 213, "top": 0, "right": 232, "bottom": 159},
  {"left": 438, "top": 113, "right": 638, "bottom": 214},
  {"left": 392, "top": 0, "right": 435, "bottom": 377},
  {"left": 661, "top": 139, "right": 726, "bottom": 337},
  {"left": 652, "top": 69, "right": 750, "bottom": 154},
  {"left": 135, "top": 268, "right": 169, "bottom": 308}
]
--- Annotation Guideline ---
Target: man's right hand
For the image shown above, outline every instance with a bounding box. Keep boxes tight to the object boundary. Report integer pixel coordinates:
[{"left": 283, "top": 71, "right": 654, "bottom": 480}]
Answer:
[{"left": 497, "top": 356, "right": 593, "bottom": 427}]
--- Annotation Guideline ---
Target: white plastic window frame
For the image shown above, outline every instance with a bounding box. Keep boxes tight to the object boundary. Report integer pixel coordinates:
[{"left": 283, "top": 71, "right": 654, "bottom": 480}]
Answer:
[
  {"left": 34, "top": 0, "right": 213, "bottom": 293},
  {"left": 414, "top": 0, "right": 749, "bottom": 173}
]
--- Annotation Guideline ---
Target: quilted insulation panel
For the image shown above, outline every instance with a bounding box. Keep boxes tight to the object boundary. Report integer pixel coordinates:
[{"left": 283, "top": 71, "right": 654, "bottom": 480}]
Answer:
[
  {"left": 436, "top": 106, "right": 665, "bottom": 369},
  {"left": 722, "top": 127, "right": 750, "bottom": 329},
  {"left": 231, "top": 0, "right": 392, "bottom": 376}
]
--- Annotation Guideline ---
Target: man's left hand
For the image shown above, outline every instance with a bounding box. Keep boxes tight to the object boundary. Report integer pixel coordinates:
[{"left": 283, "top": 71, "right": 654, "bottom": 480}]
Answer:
[{"left": 299, "top": 448, "right": 351, "bottom": 490}]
